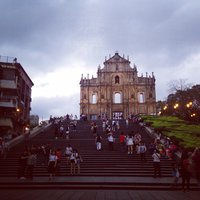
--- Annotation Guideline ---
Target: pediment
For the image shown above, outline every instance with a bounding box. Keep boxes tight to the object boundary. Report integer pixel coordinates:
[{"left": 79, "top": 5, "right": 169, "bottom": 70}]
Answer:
[{"left": 104, "top": 52, "right": 130, "bottom": 64}]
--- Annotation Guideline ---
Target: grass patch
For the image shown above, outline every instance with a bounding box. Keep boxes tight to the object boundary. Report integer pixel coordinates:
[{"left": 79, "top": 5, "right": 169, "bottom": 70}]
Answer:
[{"left": 141, "top": 115, "right": 200, "bottom": 149}]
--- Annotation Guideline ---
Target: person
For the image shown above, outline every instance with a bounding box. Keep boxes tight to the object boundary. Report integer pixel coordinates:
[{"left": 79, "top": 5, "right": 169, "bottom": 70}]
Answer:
[
  {"left": 0, "top": 137, "right": 9, "bottom": 159},
  {"left": 18, "top": 149, "right": 29, "bottom": 179},
  {"left": 70, "top": 149, "right": 77, "bottom": 175},
  {"left": 65, "top": 144, "right": 73, "bottom": 165},
  {"left": 59, "top": 125, "right": 64, "bottom": 138},
  {"left": 138, "top": 142, "right": 147, "bottom": 161},
  {"left": 95, "top": 134, "right": 102, "bottom": 151},
  {"left": 116, "top": 120, "right": 120, "bottom": 130},
  {"left": 102, "top": 120, "right": 106, "bottom": 132},
  {"left": 112, "top": 120, "right": 116, "bottom": 132},
  {"left": 39, "top": 144, "right": 47, "bottom": 165},
  {"left": 65, "top": 125, "right": 70, "bottom": 140},
  {"left": 126, "top": 133, "right": 134, "bottom": 154},
  {"left": 152, "top": 149, "right": 161, "bottom": 178},
  {"left": 47, "top": 150, "right": 58, "bottom": 180},
  {"left": 26, "top": 150, "right": 37, "bottom": 180},
  {"left": 134, "top": 132, "right": 141, "bottom": 153},
  {"left": 125, "top": 118, "right": 129, "bottom": 128},
  {"left": 171, "top": 162, "right": 180, "bottom": 188},
  {"left": 75, "top": 150, "right": 83, "bottom": 174},
  {"left": 179, "top": 150, "right": 191, "bottom": 191},
  {"left": 55, "top": 148, "right": 62, "bottom": 175},
  {"left": 107, "top": 133, "right": 114, "bottom": 151},
  {"left": 192, "top": 147, "right": 200, "bottom": 184},
  {"left": 92, "top": 122, "right": 98, "bottom": 135},
  {"left": 119, "top": 132, "right": 126, "bottom": 152}
]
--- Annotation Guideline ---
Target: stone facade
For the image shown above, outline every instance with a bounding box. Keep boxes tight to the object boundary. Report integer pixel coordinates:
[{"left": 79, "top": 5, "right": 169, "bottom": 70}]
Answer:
[{"left": 80, "top": 52, "right": 156, "bottom": 120}]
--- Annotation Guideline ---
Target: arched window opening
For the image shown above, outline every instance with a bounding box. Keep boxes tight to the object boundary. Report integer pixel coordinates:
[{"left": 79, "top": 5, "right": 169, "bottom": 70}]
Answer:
[
  {"left": 91, "top": 94, "right": 97, "bottom": 104},
  {"left": 139, "top": 92, "right": 145, "bottom": 103},
  {"left": 115, "top": 75, "right": 120, "bottom": 84},
  {"left": 114, "top": 92, "right": 121, "bottom": 104}
]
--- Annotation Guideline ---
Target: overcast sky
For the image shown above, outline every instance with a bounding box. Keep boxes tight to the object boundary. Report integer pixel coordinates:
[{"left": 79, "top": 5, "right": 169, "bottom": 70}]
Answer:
[{"left": 1, "top": 0, "right": 200, "bottom": 120}]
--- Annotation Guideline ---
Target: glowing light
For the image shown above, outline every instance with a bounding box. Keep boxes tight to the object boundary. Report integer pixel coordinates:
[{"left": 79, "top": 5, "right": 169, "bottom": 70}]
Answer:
[
  {"left": 186, "top": 102, "right": 193, "bottom": 108},
  {"left": 174, "top": 103, "right": 179, "bottom": 109},
  {"left": 163, "top": 105, "right": 167, "bottom": 110}
]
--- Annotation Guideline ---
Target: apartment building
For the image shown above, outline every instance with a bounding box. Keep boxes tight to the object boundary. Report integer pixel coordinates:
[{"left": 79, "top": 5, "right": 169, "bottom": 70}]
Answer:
[{"left": 0, "top": 56, "right": 34, "bottom": 137}]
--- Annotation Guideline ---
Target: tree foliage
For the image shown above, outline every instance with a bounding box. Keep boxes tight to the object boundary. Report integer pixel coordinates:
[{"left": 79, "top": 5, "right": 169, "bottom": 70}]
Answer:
[
  {"left": 168, "top": 79, "right": 192, "bottom": 94},
  {"left": 159, "top": 84, "right": 200, "bottom": 123}
]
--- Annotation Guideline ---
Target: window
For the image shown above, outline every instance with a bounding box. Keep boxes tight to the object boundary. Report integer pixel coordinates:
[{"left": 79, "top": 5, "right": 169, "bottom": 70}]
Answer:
[
  {"left": 114, "top": 92, "right": 121, "bottom": 103},
  {"left": 138, "top": 92, "right": 145, "bottom": 103},
  {"left": 115, "top": 75, "right": 119, "bottom": 84},
  {"left": 91, "top": 94, "right": 97, "bottom": 104},
  {"left": 116, "top": 64, "right": 119, "bottom": 71}
]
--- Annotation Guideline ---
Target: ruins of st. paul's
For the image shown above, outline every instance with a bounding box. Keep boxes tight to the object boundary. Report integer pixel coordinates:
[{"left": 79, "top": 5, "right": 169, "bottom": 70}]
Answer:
[{"left": 80, "top": 52, "right": 156, "bottom": 120}]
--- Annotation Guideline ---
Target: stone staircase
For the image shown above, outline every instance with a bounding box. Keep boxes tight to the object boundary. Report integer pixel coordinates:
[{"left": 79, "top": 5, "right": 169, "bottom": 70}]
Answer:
[{"left": 0, "top": 119, "right": 199, "bottom": 190}]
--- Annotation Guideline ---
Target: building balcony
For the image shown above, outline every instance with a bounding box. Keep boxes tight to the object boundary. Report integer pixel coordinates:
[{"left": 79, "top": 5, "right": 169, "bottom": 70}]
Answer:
[
  {"left": 0, "top": 98, "right": 16, "bottom": 108},
  {"left": 0, "top": 80, "right": 17, "bottom": 89}
]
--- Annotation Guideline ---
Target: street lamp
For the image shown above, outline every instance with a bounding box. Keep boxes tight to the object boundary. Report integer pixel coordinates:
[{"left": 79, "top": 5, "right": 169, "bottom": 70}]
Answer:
[
  {"left": 186, "top": 102, "right": 192, "bottom": 108},
  {"left": 191, "top": 113, "right": 196, "bottom": 118},
  {"left": 174, "top": 103, "right": 179, "bottom": 109},
  {"left": 163, "top": 105, "right": 168, "bottom": 110}
]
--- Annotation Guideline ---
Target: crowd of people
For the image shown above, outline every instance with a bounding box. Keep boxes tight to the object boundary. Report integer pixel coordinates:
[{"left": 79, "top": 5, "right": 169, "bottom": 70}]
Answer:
[
  {"left": 90, "top": 117, "right": 200, "bottom": 191},
  {"left": 17, "top": 142, "right": 83, "bottom": 180},
  {"left": 1, "top": 113, "right": 200, "bottom": 191}
]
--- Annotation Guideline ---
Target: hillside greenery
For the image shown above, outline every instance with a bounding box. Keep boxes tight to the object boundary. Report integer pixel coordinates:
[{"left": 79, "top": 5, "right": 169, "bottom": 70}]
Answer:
[{"left": 141, "top": 115, "right": 200, "bottom": 150}]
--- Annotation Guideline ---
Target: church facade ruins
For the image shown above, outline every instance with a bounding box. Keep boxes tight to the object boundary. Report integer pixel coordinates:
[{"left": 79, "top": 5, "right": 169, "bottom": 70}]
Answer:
[{"left": 80, "top": 52, "right": 156, "bottom": 120}]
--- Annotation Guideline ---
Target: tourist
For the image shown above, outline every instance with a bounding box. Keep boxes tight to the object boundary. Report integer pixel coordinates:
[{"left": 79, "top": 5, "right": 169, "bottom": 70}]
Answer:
[
  {"left": 26, "top": 150, "right": 37, "bottom": 180},
  {"left": 192, "top": 147, "right": 200, "bottom": 184},
  {"left": 119, "top": 132, "right": 126, "bottom": 152},
  {"left": 47, "top": 150, "right": 58, "bottom": 180},
  {"left": 75, "top": 150, "right": 83, "bottom": 174},
  {"left": 126, "top": 133, "right": 134, "bottom": 154},
  {"left": 70, "top": 149, "right": 77, "bottom": 175},
  {"left": 107, "top": 132, "right": 114, "bottom": 151},
  {"left": 59, "top": 125, "right": 64, "bottom": 138},
  {"left": 65, "top": 144, "right": 73, "bottom": 165},
  {"left": 39, "top": 144, "right": 47, "bottom": 165},
  {"left": 64, "top": 125, "right": 70, "bottom": 140},
  {"left": 95, "top": 134, "right": 102, "bottom": 151},
  {"left": 112, "top": 120, "right": 116, "bottom": 132},
  {"left": 102, "top": 120, "right": 106, "bottom": 132},
  {"left": 0, "top": 137, "right": 9, "bottom": 159},
  {"left": 55, "top": 148, "right": 62, "bottom": 175},
  {"left": 116, "top": 120, "right": 120, "bottom": 130},
  {"left": 92, "top": 122, "right": 98, "bottom": 135},
  {"left": 180, "top": 150, "right": 191, "bottom": 191},
  {"left": 18, "top": 149, "right": 29, "bottom": 179},
  {"left": 152, "top": 149, "right": 161, "bottom": 178},
  {"left": 171, "top": 162, "right": 180, "bottom": 188},
  {"left": 138, "top": 141, "right": 147, "bottom": 161}
]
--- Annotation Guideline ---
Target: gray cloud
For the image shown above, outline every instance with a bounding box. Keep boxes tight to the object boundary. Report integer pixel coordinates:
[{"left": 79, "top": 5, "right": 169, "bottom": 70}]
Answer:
[{"left": 31, "top": 94, "right": 80, "bottom": 120}]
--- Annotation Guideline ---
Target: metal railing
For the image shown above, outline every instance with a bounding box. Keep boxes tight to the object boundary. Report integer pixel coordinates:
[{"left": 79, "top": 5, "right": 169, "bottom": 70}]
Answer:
[{"left": 0, "top": 55, "right": 16, "bottom": 63}]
